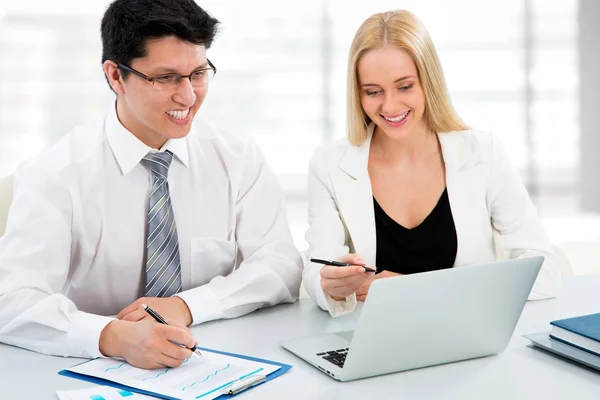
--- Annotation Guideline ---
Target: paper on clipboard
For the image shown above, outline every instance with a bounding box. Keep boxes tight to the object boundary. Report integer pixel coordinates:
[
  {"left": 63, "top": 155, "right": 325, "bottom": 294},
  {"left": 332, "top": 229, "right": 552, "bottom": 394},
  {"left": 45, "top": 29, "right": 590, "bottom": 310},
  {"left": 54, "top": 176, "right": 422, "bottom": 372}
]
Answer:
[
  {"left": 56, "top": 386, "right": 156, "bottom": 400},
  {"left": 62, "top": 350, "right": 281, "bottom": 400}
]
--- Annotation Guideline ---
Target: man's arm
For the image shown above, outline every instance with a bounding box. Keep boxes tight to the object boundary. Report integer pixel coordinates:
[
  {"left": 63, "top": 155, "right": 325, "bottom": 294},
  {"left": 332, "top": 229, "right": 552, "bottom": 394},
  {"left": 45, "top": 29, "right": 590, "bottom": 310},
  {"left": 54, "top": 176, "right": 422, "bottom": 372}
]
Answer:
[
  {"left": 0, "top": 162, "right": 196, "bottom": 369},
  {"left": 176, "top": 138, "right": 303, "bottom": 324},
  {"left": 0, "top": 163, "right": 113, "bottom": 358}
]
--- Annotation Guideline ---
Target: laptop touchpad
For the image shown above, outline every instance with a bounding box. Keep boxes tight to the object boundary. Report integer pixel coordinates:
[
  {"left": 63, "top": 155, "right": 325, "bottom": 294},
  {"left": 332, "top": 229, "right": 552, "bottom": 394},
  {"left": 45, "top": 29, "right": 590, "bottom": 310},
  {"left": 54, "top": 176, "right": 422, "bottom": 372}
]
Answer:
[{"left": 335, "top": 330, "right": 355, "bottom": 341}]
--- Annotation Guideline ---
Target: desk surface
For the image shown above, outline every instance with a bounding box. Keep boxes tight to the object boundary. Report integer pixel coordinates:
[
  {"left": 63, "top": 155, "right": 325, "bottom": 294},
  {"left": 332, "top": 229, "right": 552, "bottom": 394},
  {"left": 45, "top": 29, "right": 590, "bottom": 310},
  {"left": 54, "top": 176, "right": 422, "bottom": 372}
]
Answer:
[{"left": 3, "top": 276, "right": 600, "bottom": 399}]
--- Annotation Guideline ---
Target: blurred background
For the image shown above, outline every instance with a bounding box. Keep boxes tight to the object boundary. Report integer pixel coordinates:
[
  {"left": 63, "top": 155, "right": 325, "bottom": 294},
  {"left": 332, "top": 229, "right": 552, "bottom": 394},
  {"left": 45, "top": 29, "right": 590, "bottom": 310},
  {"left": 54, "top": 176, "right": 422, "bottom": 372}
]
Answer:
[{"left": 0, "top": 0, "right": 599, "bottom": 274}]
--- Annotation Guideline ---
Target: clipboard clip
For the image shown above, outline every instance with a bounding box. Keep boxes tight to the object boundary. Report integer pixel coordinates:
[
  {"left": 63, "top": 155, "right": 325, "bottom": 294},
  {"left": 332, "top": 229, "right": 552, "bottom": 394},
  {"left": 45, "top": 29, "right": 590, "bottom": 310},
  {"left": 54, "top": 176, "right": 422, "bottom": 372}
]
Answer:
[{"left": 220, "top": 374, "right": 267, "bottom": 395}]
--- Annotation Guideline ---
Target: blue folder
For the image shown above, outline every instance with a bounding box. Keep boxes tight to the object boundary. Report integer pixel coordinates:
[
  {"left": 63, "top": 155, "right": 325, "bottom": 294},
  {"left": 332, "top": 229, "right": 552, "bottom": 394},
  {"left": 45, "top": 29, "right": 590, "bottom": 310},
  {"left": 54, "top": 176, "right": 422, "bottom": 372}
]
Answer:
[
  {"left": 550, "top": 312, "right": 600, "bottom": 344},
  {"left": 58, "top": 346, "right": 292, "bottom": 399}
]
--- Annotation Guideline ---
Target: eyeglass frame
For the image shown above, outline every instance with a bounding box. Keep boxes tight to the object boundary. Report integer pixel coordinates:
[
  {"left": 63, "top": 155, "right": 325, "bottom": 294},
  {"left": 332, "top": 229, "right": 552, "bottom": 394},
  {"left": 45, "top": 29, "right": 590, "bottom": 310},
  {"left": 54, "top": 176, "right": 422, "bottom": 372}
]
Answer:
[{"left": 116, "top": 59, "right": 217, "bottom": 90}]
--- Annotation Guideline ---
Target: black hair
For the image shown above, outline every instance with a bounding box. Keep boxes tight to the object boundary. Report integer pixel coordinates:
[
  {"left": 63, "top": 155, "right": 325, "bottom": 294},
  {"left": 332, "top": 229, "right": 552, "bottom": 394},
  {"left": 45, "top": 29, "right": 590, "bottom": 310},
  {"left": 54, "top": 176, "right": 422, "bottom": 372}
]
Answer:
[{"left": 101, "top": 0, "right": 219, "bottom": 86}]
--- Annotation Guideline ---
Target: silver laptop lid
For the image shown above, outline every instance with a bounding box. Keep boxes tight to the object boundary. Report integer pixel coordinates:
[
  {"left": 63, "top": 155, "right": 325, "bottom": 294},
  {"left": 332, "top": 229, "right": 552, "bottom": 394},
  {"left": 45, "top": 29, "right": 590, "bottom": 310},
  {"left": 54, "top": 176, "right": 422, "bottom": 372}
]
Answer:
[{"left": 341, "top": 256, "right": 543, "bottom": 380}]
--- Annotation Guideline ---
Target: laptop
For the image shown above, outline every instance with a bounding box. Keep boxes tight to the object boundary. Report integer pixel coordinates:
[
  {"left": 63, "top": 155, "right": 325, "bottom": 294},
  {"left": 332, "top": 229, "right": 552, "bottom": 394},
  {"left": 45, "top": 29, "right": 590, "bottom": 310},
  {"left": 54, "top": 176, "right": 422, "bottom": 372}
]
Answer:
[{"left": 281, "top": 256, "right": 543, "bottom": 381}]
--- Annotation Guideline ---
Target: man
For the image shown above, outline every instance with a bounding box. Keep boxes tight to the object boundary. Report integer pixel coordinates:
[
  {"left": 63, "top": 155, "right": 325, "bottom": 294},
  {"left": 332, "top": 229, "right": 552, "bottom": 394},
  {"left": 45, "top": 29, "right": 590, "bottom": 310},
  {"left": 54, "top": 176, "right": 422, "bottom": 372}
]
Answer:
[{"left": 0, "top": 0, "right": 302, "bottom": 369}]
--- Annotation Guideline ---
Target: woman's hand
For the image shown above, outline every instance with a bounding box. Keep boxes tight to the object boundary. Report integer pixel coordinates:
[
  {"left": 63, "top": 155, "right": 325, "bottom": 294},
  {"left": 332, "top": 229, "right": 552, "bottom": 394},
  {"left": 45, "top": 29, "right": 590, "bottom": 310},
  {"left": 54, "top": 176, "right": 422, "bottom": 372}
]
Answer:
[
  {"left": 319, "top": 254, "right": 376, "bottom": 300},
  {"left": 356, "top": 270, "right": 402, "bottom": 302}
]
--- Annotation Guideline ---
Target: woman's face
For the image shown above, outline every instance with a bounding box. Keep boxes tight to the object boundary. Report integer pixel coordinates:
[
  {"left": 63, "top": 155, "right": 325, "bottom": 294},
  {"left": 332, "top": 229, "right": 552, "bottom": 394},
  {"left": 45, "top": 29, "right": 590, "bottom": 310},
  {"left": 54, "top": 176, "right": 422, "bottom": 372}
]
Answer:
[{"left": 357, "top": 46, "right": 428, "bottom": 141}]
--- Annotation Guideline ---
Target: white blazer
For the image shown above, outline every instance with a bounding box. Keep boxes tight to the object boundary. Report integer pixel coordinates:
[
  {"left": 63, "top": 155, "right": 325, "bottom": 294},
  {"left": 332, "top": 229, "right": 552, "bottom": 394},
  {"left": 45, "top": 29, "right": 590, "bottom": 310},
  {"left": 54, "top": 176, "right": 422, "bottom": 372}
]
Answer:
[{"left": 303, "top": 126, "right": 562, "bottom": 316}]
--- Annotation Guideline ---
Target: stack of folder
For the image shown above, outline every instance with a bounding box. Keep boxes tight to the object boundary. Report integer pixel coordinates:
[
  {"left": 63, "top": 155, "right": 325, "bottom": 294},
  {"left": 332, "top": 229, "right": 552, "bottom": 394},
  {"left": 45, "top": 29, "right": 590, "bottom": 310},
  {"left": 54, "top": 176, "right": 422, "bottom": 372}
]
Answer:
[
  {"left": 524, "top": 313, "right": 600, "bottom": 372},
  {"left": 549, "top": 313, "right": 600, "bottom": 356}
]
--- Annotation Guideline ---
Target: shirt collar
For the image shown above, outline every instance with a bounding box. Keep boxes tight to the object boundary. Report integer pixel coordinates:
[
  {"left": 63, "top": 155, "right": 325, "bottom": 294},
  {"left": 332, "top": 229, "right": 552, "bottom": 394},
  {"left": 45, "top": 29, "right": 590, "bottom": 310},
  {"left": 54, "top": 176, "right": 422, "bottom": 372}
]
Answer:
[{"left": 105, "top": 101, "right": 189, "bottom": 175}]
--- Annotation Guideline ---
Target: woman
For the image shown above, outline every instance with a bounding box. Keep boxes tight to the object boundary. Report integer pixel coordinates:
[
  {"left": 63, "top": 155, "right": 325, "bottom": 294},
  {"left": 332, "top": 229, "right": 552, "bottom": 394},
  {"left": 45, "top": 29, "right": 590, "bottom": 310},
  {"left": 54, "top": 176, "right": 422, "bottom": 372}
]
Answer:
[{"left": 303, "top": 10, "right": 562, "bottom": 317}]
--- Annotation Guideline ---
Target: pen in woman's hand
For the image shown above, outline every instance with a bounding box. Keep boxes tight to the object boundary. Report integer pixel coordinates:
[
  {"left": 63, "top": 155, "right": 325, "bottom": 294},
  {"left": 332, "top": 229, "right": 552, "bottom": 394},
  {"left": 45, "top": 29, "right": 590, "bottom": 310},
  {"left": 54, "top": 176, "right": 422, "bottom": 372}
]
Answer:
[
  {"left": 140, "top": 303, "right": 203, "bottom": 357},
  {"left": 310, "top": 258, "right": 376, "bottom": 273}
]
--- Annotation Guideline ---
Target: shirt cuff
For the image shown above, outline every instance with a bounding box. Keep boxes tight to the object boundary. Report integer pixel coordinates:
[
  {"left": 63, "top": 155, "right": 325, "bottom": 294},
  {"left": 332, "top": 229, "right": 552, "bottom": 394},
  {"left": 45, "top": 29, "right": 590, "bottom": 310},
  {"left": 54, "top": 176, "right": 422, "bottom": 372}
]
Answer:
[
  {"left": 323, "top": 289, "right": 357, "bottom": 317},
  {"left": 68, "top": 312, "right": 115, "bottom": 358},
  {"left": 175, "top": 286, "right": 224, "bottom": 325},
  {"left": 312, "top": 276, "right": 356, "bottom": 317}
]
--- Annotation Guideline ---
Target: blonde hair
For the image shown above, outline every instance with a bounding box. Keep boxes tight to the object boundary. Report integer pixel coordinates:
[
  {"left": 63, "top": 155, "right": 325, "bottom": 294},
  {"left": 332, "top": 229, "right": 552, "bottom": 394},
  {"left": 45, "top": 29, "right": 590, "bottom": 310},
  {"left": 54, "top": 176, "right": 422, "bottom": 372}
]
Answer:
[{"left": 347, "top": 10, "right": 468, "bottom": 146}]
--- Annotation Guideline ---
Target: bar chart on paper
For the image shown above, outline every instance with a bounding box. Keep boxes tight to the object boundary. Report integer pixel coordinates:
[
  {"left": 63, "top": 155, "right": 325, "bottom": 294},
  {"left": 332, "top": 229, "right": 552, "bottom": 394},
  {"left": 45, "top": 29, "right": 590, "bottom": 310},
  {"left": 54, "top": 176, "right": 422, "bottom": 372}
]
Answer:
[
  {"left": 56, "top": 386, "right": 156, "bottom": 400},
  {"left": 65, "top": 353, "right": 280, "bottom": 400}
]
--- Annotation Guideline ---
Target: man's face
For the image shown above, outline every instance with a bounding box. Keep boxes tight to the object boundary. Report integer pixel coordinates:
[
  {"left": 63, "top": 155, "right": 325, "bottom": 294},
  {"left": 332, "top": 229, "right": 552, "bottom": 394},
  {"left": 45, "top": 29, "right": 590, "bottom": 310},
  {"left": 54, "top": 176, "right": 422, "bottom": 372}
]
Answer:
[{"left": 117, "top": 36, "right": 210, "bottom": 149}]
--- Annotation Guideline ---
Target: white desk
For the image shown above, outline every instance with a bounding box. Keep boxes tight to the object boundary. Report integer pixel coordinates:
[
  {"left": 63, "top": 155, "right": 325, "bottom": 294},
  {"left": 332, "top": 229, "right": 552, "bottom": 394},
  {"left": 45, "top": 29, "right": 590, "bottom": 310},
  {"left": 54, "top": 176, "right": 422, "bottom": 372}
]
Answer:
[{"left": 2, "top": 276, "right": 600, "bottom": 399}]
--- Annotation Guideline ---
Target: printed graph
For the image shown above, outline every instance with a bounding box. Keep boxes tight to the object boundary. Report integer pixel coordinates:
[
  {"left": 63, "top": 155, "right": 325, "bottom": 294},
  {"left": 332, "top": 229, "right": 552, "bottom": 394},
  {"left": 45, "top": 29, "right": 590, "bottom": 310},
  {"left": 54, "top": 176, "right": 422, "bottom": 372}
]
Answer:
[
  {"left": 140, "top": 358, "right": 191, "bottom": 382},
  {"left": 89, "top": 390, "right": 134, "bottom": 400},
  {"left": 174, "top": 363, "right": 247, "bottom": 396},
  {"left": 100, "top": 357, "right": 246, "bottom": 395},
  {"left": 67, "top": 351, "right": 280, "bottom": 400},
  {"left": 181, "top": 364, "right": 231, "bottom": 391},
  {"left": 104, "top": 362, "right": 128, "bottom": 373}
]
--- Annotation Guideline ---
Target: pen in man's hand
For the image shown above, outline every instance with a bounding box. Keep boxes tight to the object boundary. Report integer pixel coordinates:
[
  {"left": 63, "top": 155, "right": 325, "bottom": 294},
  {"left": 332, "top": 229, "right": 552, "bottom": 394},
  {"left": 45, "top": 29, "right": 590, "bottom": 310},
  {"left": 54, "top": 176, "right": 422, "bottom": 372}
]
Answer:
[
  {"left": 140, "top": 303, "right": 203, "bottom": 357},
  {"left": 310, "top": 258, "right": 376, "bottom": 273}
]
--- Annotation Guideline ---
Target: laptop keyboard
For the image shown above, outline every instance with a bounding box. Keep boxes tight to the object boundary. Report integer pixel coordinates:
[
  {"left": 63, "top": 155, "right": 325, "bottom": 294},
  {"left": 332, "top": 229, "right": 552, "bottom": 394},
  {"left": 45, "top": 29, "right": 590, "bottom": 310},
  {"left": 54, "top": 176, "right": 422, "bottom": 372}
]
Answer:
[{"left": 316, "top": 348, "right": 349, "bottom": 368}]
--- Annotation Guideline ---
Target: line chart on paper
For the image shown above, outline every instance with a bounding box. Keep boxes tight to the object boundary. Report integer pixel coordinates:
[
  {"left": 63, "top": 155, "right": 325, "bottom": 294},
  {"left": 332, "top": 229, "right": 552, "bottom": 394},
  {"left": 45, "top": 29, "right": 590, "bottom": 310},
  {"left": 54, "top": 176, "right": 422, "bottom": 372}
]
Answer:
[{"left": 67, "top": 351, "right": 281, "bottom": 400}]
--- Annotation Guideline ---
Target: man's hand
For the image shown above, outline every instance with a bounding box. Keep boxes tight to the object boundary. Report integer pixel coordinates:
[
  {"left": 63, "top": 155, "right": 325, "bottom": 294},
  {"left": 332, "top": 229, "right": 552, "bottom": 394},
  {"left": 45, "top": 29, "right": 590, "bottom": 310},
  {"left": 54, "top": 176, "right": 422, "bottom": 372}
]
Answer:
[
  {"left": 99, "top": 319, "right": 196, "bottom": 369},
  {"left": 117, "top": 297, "right": 193, "bottom": 327},
  {"left": 356, "top": 270, "right": 402, "bottom": 302},
  {"left": 319, "top": 254, "right": 376, "bottom": 300}
]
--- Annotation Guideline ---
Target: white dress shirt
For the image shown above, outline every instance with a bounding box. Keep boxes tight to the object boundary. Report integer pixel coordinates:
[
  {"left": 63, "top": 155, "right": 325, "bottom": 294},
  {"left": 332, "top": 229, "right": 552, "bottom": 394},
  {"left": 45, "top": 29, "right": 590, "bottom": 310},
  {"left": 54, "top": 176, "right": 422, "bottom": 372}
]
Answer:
[
  {"left": 0, "top": 103, "right": 303, "bottom": 358},
  {"left": 303, "top": 126, "right": 562, "bottom": 317}
]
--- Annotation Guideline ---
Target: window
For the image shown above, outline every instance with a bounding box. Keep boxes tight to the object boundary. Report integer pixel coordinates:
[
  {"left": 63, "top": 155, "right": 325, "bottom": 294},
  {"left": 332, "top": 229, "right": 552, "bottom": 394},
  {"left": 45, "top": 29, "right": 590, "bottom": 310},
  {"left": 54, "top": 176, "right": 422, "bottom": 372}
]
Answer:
[{"left": 0, "top": 0, "right": 578, "bottom": 207}]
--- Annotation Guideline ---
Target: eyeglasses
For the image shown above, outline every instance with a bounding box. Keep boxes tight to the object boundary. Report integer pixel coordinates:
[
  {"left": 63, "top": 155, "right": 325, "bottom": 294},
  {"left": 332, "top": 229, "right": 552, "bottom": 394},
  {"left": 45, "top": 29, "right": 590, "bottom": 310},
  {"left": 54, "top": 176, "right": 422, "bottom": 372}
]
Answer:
[{"left": 117, "top": 59, "right": 217, "bottom": 91}]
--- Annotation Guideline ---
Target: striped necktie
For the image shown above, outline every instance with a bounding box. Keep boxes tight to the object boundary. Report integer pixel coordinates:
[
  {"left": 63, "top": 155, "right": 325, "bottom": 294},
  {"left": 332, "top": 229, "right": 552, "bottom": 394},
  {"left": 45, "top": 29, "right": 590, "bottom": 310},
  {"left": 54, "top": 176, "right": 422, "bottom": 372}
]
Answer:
[{"left": 141, "top": 150, "right": 182, "bottom": 298}]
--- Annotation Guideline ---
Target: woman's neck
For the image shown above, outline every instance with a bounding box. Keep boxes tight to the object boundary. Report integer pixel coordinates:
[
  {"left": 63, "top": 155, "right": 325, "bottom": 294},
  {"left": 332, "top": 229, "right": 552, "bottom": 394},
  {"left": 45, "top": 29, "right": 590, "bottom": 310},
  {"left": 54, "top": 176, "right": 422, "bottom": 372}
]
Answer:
[{"left": 370, "top": 124, "right": 438, "bottom": 167}]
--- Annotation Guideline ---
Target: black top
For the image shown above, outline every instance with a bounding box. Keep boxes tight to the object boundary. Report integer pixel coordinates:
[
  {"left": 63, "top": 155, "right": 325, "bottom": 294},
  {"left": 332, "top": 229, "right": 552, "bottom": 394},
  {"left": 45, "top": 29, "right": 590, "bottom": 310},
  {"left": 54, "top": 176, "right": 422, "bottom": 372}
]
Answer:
[{"left": 373, "top": 188, "right": 457, "bottom": 275}]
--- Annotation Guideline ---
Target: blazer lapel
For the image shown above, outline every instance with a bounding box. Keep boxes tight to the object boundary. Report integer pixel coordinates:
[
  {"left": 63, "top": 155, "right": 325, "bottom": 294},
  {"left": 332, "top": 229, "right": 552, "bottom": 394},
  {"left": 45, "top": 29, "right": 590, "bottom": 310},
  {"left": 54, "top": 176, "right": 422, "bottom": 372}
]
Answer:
[
  {"left": 438, "top": 131, "right": 490, "bottom": 266},
  {"left": 331, "top": 128, "right": 490, "bottom": 268},
  {"left": 332, "top": 130, "right": 377, "bottom": 266}
]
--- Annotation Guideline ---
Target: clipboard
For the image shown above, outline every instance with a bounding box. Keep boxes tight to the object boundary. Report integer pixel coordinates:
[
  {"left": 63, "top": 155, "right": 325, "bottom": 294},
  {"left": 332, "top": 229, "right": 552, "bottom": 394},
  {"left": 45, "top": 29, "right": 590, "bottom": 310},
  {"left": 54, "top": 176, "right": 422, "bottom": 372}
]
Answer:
[{"left": 58, "top": 346, "right": 292, "bottom": 399}]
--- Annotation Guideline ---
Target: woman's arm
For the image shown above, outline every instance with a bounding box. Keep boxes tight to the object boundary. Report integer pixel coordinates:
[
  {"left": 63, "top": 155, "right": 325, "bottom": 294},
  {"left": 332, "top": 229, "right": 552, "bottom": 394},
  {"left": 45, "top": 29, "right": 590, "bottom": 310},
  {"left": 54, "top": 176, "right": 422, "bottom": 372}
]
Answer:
[
  {"left": 303, "top": 145, "right": 364, "bottom": 316},
  {"left": 486, "top": 133, "right": 562, "bottom": 299}
]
